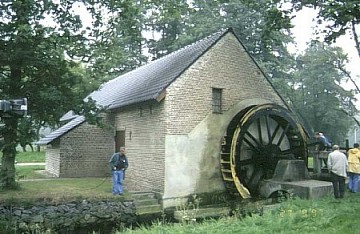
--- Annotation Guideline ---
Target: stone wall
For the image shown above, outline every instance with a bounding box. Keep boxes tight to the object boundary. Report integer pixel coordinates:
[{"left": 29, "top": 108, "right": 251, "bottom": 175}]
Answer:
[{"left": 0, "top": 200, "right": 137, "bottom": 233}]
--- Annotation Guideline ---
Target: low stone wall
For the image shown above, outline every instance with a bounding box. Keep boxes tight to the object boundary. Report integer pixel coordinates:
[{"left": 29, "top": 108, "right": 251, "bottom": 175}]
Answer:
[{"left": 0, "top": 199, "right": 137, "bottom": 233}]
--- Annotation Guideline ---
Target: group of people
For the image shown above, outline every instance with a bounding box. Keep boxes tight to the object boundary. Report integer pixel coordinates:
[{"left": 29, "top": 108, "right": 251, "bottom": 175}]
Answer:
[{"left": 315, "top": 132, "right": 360, "bottom": 199}]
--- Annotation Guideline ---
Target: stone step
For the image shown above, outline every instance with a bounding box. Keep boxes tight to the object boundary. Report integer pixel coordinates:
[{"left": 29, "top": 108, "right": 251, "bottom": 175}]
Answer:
[
  {"left": 134, "top": 198, "right": 160, "bottom": 206},
  {"left": 136, "top": 204, "right": 162, "bottom": 215},
  {"left": 131, "top": 192, "right": 156, "bottom": 200}
]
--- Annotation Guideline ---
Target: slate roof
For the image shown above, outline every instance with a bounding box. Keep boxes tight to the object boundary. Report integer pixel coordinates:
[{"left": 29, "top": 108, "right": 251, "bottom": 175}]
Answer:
[
  {"left": 36, "top": 116, "right": 85, "bottom": 145},
  {"left": 37, "top": 28, "right": 230, "bottom": 145},
  {"left": 88, "top": 28, "right": 229, "bottom": 110}
]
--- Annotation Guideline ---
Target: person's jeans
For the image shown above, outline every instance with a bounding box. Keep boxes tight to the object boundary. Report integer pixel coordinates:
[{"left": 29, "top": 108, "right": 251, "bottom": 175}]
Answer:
[
  {"left": 348, "top": 172, "right": 360, "bottom": 193},
  {"left": 112, "top": 170, "right": 124, "bottom": 195},
  {"left": 330, "top": 172, "right": 346, "bottom": 198}
]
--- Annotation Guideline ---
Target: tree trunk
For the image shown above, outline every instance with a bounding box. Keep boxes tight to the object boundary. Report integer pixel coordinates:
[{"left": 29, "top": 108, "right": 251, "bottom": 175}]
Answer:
[{"left": 0, "top": 118, "right": 19, "bottom": 189}]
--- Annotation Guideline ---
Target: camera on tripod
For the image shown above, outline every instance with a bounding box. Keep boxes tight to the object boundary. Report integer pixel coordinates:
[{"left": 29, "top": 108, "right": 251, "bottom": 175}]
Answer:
[{"left": 0, "top": 98, "right": 27, "bottom": 118}]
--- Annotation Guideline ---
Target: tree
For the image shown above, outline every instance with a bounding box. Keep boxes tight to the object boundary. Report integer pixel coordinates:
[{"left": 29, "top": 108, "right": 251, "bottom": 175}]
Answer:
[
  {"left": 0, "top": 0, "right": 142, "bottom": 188},
  {"left": 17, "top": 117, "right": 37, "bottom": 152},
  {"left": 290, "top": 41, "right": 357, "bottom": 143},
  {"left": 87, "top": 0, "right": 148, "bottom": 80}
]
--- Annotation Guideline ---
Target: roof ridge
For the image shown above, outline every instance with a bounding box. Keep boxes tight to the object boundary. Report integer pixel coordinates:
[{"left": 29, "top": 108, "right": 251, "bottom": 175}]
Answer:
[
  {"left": 152, "top": 27, "right": 230, "bottom": 61},
  {"left": 88, "top": 27, "right": 231, "bottom": 109}
]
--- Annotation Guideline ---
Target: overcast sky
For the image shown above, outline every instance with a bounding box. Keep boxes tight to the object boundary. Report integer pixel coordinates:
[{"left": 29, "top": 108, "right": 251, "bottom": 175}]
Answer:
[{"left": 291, "top": 8, "right": 360, "bottom": 85}]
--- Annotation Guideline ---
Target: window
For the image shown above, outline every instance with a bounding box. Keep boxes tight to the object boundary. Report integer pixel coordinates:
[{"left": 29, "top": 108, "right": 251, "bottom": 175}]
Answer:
[{"left": 212, "top": 88, "right": 222, "bottom": 113}]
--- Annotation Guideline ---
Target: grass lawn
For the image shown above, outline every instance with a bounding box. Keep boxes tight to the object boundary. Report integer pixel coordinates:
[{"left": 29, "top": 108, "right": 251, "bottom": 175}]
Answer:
[
  {"left": 15, "top": 165, "right": 47, "bottom": 180},
  {"left": 15, "top": 151, "right": 45, "bottom": 163},
  {"left": 4, "top": 152, "right": 360, "bottom": 234},
  {"left": 0, "top": 177, "right": 121, "bottom": 205},
  {"left": 0, "top": 151, "right": 124, "bottom": 205},
  {"left": 122, "top": 193, "right": 360, "bottom": 234}
]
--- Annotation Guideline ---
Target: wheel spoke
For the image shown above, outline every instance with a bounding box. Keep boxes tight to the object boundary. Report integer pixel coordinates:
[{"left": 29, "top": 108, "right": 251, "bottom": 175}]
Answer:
[
  {"left": 257, "top": 118, "right": 263, "bottom": 145},
  {"left": 239, "top": 158, "right": 254, "bottom": 166},
  {"left": 265, "top": 115, "right": 272, "bottom": 144},
  {"left": 276, "top": 123, "right": 290, "bottom": 147},
  {"left": 247, "top": 167, "right": 264, "bottom": 191},
  {"left": 269, "top": 122, "right": 281, "bottom": 145},
  {"left": 243, "top": 135, "right": 257, "bottom": 149},
  {"left": 244, "top": 131, "right": 262, "bottom": 149}
]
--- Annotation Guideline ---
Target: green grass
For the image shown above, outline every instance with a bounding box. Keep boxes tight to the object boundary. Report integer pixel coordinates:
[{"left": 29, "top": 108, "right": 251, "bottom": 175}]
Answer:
[
  {"left": 0, "top": 177, "right": 121, "bottom": 205},
  {"left": 4, "top": 152, "right": 359, "bottom": 234},
  {"left": 0, "top": 151, "right": 123, "bottom": 205},
  {"left": 122, "top": 194, "right": 360, "bottom": 234},
  {"left": 15, "top": 165, "right": 46, "bottom": 180},
  {"left": 15, "top": 151, "right": 45, "bottom": 162}
]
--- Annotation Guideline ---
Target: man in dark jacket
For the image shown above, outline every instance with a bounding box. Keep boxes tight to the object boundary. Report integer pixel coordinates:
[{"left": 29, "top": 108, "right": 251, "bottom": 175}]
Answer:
[
  {"left": 315, "top": 132, "right": 332, "bottom": 168},
  {"left": 108, "top": 147, "right": 128, "bottom": 195},
  {"left": 314, "top": 132, "right": 332, "bottom": 151}
]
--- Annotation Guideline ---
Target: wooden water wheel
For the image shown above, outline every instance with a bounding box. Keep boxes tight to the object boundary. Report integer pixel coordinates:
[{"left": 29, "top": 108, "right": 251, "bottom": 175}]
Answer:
[{"left": 220, "top": 104, "right": 307, "bottom": 198}]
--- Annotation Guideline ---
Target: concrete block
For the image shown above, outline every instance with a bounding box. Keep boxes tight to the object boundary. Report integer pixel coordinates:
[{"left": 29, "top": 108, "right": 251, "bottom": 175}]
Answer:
[
  {"left": 272, "top": 160, "right": 310, "bottom": 182},
  {"left": 259, "top": 179, "right": 333, "bottom": 199}
]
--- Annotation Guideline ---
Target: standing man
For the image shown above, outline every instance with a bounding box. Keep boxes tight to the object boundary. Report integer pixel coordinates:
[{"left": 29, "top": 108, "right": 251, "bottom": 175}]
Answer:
[
  {"left": 314, "top": 132, "right": 332, "bottom": 151},
  {"left": 314, "top": 132, "right": 332, "bottom": 167},
  {"left": 347, "top": 143, "right": 360, "bottom": 193},
  {"left": 327, "top": 145, "right": 348, "bottom": 199},
  {"left": 109, "top": 147, "right": 128, "bottom": 195}
]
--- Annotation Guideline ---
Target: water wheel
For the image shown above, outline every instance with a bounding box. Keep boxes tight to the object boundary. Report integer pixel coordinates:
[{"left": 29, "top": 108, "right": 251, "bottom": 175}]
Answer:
[{"left": 220, "top": 104, "right": 307, "bottom": 198}]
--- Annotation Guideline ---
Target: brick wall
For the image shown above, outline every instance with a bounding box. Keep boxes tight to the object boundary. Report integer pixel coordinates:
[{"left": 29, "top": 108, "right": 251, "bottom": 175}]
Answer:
[
  {"left": 113, "top": 101, "right": 166, "bottom": 192},
  {"left": 45, "top": 139, "right": 60, "bottom": 176},
  {"left": 166, "top": 33, "right": 284, "bottom": 134},
  {"left": 58, "top": 122, "right": 114, "bottom": 177}
]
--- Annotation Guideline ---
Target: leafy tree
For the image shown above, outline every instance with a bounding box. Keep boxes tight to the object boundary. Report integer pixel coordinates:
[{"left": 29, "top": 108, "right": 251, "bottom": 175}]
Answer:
[
  {"left": 0, "top": 0, "right": 142, "bottom": 189},
  {"left": 290, "top": 41, "right": 357, "bottom": 144},
  {"left": 87, "top": 0, "right": 147, "bottom": 80},
  {"left": 142, "top": 0, "right": 193, "bottom": 59},
  {"left": 0, "top": 0, "right": 85, "bottom": 188},
  {"left": 17, "top": 117, "right": 36, "bottom": 152}
]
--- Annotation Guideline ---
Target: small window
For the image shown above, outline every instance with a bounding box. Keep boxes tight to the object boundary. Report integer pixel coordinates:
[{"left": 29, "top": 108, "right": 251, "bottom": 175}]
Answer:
[
  {"left": 139, "top": 106, "right": 143, "bottom": 116},
  {"left": 212, "top": 88, "right": 222, "bottom": 113}
]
